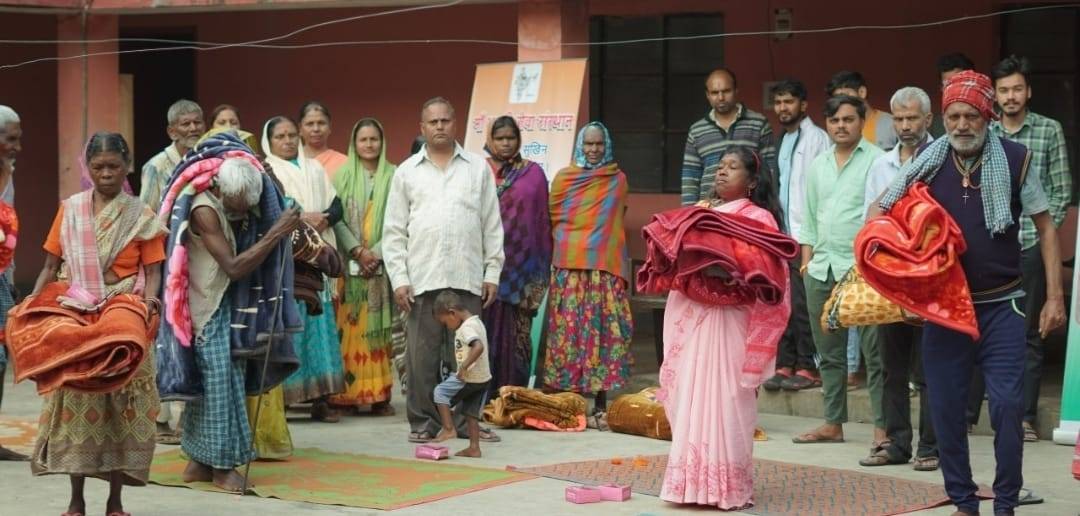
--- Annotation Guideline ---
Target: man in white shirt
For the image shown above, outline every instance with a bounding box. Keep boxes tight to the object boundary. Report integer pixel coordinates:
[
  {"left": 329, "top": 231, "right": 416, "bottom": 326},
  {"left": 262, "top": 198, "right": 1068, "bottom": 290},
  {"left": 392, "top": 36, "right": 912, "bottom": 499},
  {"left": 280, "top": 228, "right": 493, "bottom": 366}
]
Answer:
[
  {"left": 763, "top": 79, "right": 830, "bottom": 392},
  {"left": 860, "top": 87, "right": 939, "bottom": 471},
  {"left": 382, "top": 97, "right": 504, "bottom": 443}
]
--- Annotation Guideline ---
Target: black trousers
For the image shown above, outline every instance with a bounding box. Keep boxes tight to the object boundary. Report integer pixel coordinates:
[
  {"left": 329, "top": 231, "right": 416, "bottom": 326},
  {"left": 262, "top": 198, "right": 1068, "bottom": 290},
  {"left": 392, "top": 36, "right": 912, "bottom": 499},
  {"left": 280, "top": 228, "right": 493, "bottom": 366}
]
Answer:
[
  {"left": 1020, "top": 245, "right": 1046, "bottom": 424},
  {"left": 881, "top": 323, "right": 937, "bottom": 461},
  {"left": 776, "top": 261, "right": 816, "bottom": 371},
  {"left": 967, "top": 246, "right": 1045, "bottom": 426}
]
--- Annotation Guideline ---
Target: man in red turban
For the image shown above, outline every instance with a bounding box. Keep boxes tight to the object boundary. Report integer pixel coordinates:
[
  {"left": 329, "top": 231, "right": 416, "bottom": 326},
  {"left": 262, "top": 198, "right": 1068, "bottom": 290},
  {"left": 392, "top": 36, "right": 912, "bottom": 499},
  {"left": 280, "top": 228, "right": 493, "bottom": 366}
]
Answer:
[{"left": 870, "top": 71, "right": 1065, "bottom": 515}]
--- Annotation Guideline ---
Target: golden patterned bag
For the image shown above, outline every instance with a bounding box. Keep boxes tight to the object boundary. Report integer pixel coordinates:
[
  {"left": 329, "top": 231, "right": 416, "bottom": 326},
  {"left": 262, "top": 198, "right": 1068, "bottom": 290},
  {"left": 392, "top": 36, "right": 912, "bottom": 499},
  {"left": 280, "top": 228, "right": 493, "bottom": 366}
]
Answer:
[{"left": 821, "top": 267, "right": 921, "bottom": 332}]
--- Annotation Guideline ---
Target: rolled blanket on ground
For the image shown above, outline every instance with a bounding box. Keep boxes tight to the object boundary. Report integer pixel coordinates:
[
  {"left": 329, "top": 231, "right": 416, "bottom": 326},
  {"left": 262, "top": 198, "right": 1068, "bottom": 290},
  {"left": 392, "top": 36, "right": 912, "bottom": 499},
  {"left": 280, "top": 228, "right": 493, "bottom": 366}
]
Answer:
[
  {"left": 6, "top": 282, "right": 155, "bottom": 394},
  {"left": 483, "top": 386, "right": 587, "bottom": 431},
  {"left": 856, "top": 183, "right": 978, "bottom": 340},
  {"left": 638, "top": 206, "right": 798, "bottom": 305}
]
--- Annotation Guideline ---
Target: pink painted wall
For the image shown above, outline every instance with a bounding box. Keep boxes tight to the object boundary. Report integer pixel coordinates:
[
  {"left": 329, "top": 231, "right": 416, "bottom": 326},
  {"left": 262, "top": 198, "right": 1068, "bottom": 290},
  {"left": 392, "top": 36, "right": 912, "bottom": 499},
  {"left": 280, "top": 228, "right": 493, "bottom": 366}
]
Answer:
[{"left": 121, "top": 3, "right": 520, "bottom": 164}]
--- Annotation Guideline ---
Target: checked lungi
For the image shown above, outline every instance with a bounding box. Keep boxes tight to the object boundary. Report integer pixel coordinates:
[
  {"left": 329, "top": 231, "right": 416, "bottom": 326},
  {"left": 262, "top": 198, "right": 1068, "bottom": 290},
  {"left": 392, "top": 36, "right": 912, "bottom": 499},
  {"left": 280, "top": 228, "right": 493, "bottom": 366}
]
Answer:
[{"left": 181, "top": 300, "right": 256, "bottom": 469}]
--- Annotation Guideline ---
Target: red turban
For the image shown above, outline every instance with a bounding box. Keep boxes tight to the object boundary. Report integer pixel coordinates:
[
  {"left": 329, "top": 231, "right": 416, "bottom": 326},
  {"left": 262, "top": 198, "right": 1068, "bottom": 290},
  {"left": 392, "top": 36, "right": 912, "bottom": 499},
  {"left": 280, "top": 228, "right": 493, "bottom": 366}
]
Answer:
[{"left": 942, "top": 70, "right": 999, "bottom": 121}]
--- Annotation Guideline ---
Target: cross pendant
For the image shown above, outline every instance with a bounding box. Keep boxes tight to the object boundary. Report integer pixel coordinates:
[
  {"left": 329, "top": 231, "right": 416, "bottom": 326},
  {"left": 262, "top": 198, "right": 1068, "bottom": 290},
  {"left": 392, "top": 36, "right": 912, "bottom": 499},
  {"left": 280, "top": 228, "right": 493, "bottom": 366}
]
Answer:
[{"left": 962, "top": 190, "right": 970, "bottom": 205}]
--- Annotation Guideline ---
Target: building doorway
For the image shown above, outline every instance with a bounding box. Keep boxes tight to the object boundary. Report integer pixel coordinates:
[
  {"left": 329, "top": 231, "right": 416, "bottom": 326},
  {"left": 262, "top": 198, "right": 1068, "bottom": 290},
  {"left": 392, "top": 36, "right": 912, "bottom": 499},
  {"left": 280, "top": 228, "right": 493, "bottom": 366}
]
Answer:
[{"left": 118, "top": 28, "right": 197, "bottom": 196}]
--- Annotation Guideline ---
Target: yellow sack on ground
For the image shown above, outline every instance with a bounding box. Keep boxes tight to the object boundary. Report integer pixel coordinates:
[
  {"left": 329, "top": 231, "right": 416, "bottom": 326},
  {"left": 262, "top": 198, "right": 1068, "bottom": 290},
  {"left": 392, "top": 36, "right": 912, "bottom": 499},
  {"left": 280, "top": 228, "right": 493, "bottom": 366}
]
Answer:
[{"left": 607, "top": 387, "right": 671, "bottom": 441}]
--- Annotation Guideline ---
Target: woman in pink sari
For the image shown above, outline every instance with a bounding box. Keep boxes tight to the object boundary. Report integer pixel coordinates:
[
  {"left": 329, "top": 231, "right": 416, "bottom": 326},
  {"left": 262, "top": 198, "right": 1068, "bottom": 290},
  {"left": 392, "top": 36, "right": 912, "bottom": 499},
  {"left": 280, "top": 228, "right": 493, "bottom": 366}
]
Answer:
[{"left": 658, "top": 146, "right": 789, "bottom": 510}]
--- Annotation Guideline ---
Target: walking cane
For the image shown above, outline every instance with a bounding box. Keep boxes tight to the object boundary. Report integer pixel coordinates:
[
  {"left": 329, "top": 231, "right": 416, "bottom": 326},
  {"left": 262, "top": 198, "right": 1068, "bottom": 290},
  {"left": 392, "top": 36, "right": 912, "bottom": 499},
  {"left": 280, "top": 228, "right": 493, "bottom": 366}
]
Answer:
[{"left": 241, "top": 244, "right": 290, "bottom": 496}]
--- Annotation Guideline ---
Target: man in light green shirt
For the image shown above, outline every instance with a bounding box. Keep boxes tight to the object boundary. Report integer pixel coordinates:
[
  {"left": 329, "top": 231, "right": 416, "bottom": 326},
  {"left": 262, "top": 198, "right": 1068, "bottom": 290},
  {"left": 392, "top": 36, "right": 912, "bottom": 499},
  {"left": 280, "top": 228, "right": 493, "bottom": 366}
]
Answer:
[{"left": 794, "top": 95, "right": 887, "bottom": 451}]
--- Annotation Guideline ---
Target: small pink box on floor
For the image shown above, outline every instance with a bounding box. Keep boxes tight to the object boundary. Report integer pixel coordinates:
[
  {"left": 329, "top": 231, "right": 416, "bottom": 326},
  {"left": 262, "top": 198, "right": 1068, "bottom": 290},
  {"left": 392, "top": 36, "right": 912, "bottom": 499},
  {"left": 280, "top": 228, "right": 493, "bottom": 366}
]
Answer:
[
  {"left": 565, "top": 485, "right": 603, "bottom": 504},
  {"left": 414, "top": 444, "right": 449, "bottom": 460},
  {"left": 598, "top": 484, "right": 632, "bottom": 501}
]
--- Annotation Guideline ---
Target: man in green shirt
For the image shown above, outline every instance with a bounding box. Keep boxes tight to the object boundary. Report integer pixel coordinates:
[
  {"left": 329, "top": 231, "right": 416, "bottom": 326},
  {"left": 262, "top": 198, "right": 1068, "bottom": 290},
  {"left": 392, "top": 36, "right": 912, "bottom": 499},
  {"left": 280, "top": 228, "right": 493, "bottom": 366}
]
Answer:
[{"left": 793, "top": 95, "right": 887, "bottom": 449}]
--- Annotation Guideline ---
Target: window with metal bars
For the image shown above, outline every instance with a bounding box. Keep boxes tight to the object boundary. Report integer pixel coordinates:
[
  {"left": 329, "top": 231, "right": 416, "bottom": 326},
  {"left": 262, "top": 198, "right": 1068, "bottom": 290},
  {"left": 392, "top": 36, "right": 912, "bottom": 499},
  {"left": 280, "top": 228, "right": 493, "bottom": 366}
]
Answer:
[{"left": 589, "top": 14, "right": 724, "bottom": 193}]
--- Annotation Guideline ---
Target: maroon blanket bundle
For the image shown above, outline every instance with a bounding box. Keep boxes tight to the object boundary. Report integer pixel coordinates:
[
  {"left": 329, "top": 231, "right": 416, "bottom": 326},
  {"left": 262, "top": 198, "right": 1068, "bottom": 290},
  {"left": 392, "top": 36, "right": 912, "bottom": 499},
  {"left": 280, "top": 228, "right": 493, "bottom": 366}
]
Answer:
[{"left": 637, "top": 206, "right": 799, "bottom": 306}]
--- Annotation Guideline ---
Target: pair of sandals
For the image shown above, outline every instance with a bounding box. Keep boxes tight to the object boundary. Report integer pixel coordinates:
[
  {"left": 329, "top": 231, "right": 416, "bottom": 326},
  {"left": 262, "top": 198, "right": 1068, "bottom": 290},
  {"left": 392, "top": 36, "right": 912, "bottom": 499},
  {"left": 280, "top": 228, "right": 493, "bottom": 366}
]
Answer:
[
  {"left": 858, "top": 440, "right": 939, "bottom": 471},
  {"left": 155, "top": 424, "right": 181, "bottom": 446},
  {"left": 408, "top": 428, "right": 501, "bottom": 443}
]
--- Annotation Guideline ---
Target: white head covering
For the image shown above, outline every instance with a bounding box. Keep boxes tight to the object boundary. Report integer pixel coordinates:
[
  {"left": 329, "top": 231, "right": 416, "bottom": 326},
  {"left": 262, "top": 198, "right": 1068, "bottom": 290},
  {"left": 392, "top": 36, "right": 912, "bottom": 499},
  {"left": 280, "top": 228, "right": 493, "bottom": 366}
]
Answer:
[{"left": 261, "top": 117, "right": 338, "bottom": 247}]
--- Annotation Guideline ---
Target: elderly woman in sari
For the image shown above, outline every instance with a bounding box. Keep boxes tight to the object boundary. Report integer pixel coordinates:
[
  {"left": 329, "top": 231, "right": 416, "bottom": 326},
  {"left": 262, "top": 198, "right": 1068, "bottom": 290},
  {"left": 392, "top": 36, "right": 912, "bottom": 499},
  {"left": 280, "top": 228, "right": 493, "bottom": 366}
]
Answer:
[
  {"left": 543, "top": 122, "right": 633, "bottom": 415},
  {"left": 0, "top": 105, "right": 24, "bottom": 462},
  {"left": 657, "top": 147, "right": 790, "bottom": 510},
  {"left": 262, "top": 115, "right": 346, "bottom": 422},
  {"left": 28, "top": 132, "right": 167, "bottom": 516},
  {"left": 483, "top": 116, "right": 552, "bottom": 391},
  {"left": 328, "top": 118, "right": 397, "bottom": 415},
  {"left": 299, "top": 101, "right": 347, "bottom": 178}
]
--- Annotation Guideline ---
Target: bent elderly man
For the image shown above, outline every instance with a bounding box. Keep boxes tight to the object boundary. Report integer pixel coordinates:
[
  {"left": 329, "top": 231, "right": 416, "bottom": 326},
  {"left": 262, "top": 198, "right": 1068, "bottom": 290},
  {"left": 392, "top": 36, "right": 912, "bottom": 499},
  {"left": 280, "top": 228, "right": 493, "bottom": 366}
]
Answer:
[
  {"left": 870, "top": 71, "right": 1065, "bottom": 516},
  {"left": 171, "top": 158, "right": 300, "bottom": 491}
]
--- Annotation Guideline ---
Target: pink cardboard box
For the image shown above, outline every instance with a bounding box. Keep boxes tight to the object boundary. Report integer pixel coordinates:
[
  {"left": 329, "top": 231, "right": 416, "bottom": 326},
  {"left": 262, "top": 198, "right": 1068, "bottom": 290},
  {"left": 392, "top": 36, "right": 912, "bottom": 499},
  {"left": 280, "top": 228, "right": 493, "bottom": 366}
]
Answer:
[
  {"left": 565, "top": 485, "right": 603, "bottom": 504},
  {"left": 598, "top": 484, "right": 632, "bottom": 501},
  {"left": 414, "top": 444, "right": 449, "bottom": 460}
]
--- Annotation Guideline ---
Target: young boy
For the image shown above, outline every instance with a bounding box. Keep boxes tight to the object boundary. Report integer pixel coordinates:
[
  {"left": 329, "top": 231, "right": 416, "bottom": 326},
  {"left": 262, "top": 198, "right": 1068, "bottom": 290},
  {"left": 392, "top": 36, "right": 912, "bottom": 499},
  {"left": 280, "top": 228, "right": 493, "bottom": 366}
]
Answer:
[{"left": 431, "top": 290, "right": 492, "bottom": 457}]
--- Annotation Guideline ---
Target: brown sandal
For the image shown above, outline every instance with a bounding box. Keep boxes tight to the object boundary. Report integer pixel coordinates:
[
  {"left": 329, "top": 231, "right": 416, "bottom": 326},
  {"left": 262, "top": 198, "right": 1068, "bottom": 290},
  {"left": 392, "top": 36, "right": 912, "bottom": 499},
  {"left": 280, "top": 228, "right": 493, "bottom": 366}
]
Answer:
[
  {"left": 792, "top": 431, "right": 844, "bottom": 444},
  {"left": 913, "top": 456, "right": 940, "bottom": 471}
]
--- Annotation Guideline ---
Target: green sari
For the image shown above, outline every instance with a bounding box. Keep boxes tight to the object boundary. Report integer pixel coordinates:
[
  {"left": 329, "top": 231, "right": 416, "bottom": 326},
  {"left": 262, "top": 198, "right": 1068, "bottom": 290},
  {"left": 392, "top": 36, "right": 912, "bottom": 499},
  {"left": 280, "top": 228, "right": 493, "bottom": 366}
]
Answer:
[{"left": 329, "top": 119, "right": 396, "bottom": 406}]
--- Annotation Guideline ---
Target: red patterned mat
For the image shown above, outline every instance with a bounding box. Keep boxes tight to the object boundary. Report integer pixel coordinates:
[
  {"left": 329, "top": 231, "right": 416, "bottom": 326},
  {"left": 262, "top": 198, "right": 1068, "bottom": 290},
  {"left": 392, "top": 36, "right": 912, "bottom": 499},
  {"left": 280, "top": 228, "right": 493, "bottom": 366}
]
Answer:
[{"left": 509, "top": 454, "right": 993, "bottom": 516}]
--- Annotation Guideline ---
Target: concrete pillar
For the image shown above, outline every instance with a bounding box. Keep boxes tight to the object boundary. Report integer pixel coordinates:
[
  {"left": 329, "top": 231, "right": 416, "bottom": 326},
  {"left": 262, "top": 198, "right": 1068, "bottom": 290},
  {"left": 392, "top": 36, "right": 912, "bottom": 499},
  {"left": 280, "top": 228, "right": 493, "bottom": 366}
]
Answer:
[
  {"left": 517, "top": 0, "right": 591, "bottom": 127},
  {"left": 517, "top": 0, "right": 589, "bottom": 62},
  {"left": 56, "top": 13, "right": 120, "bottom": 199}
]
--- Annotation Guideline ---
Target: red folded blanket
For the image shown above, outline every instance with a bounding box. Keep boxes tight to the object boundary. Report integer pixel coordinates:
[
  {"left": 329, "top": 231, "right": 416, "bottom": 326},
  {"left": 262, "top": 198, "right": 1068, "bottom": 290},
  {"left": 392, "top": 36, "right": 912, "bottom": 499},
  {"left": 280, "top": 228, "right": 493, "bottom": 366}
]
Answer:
[
  {"left": 638, "top": 203, "right": 796, "bottom": 387},
  {"left": 638, "top": 206, "right": 799, "bottom": 305},
  {"left": 5, "top": 282, "right": 156, "bottom": 395},
  {"left": 856, "top": 183, "right": 978, "bottom": 339}
]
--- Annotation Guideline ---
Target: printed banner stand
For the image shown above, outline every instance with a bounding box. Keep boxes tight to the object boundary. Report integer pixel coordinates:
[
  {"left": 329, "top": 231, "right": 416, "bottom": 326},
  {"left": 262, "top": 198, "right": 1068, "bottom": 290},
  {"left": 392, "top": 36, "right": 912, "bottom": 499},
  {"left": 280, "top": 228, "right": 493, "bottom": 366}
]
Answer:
[
  {"left": 465, "top": 59, "right": 587, "bottom": 390},
  {"left": 463, "top": 59, "right": 587, "bottom": 182},
  {"left": 1055, "top": 251, "right": 1080, "bottom": 444}
]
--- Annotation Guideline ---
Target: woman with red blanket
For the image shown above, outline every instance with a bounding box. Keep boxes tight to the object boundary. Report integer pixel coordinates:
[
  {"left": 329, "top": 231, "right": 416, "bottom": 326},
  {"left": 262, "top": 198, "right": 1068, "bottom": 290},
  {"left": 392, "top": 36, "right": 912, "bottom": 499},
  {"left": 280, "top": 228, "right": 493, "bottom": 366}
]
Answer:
[
  {"left": 658, "top": 147, "right": 789, "bottom": 510},
  {"left": 26, "top": 132, "right": 167, "bottom": 516},
  {"left": 543, "top": 122, "right": 632, "bottom": 416}
]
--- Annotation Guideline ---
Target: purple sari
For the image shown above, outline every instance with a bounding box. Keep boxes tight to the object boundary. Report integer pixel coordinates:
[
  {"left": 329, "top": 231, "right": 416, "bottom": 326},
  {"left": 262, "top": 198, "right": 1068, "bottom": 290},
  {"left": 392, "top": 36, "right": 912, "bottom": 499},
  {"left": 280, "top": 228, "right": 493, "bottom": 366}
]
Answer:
[{"left": 482, "top": 156, "right": 552, "bottom": 390}]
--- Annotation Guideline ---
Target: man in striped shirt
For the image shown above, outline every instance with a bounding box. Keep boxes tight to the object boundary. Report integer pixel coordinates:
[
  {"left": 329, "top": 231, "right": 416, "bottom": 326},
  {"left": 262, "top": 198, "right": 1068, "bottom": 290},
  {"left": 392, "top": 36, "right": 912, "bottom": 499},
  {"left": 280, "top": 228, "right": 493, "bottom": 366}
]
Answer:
[
  {"left": 680, "top": 68, "right": 776, "bottom": 206},
  {"left": 989, "top": 55, "right": 1072, "bottom": 443}
]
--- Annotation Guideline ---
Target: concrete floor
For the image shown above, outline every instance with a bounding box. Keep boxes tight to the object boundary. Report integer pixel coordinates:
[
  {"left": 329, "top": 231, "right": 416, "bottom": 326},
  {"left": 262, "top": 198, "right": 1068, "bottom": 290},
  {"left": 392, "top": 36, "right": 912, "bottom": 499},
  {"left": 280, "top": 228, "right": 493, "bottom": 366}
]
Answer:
[{"left": 2, "top": 366, "right": 1078, "bottom": 516}]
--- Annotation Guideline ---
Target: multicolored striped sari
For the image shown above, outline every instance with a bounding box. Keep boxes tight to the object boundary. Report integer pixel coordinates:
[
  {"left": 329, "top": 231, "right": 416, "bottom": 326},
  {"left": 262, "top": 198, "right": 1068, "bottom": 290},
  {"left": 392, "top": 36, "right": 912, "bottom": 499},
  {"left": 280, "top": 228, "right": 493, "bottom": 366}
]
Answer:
[{"left": 549, "top": 162, "right": 629, "bottom": 281}]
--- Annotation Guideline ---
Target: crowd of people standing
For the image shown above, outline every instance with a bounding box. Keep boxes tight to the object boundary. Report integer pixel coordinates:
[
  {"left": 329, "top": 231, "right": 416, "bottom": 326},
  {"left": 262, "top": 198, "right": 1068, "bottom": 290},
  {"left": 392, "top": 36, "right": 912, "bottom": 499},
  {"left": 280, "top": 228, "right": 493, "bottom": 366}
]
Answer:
[{"left": 0, "top": 48, "right": 1075, "bottom": 516}]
